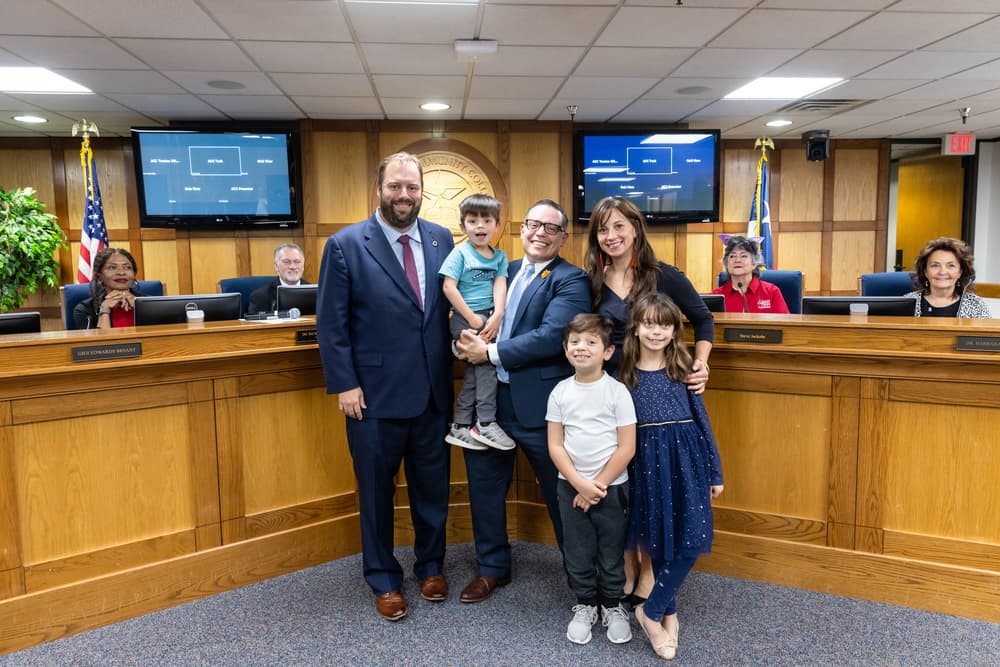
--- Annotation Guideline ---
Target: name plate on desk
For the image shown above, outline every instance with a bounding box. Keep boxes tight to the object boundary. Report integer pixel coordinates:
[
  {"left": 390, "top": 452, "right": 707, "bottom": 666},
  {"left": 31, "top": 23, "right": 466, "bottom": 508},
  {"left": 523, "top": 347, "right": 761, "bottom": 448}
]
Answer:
[
  {"left": 295, "top": 328, "right": 317, "bottom": 344},
  {"left": 956, "top": 336, "right": 1000, "bottom": 352},
  {"left": 724, "top": 328, "right": 783, "bottom": 344},
  {"left": 71, "top": 342, "right": 143, "bottom": 362}
]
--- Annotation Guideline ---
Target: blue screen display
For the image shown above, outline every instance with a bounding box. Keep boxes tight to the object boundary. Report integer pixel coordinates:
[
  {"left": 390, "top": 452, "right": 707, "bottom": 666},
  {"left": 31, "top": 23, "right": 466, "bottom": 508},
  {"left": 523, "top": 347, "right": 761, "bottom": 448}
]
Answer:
[
  {"left": 134, "top": 130, "right": 294, "bottom": 218},
  {"left": 578, "top": 132, "right": 719, "bottom": 222}
]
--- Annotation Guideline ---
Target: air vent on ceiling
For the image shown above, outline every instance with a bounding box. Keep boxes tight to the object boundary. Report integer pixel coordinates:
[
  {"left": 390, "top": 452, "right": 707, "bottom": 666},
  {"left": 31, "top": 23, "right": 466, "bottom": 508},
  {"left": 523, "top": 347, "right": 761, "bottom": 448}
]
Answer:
[{"left": 777, "top": 99, "right": 865, "bottom": 113}]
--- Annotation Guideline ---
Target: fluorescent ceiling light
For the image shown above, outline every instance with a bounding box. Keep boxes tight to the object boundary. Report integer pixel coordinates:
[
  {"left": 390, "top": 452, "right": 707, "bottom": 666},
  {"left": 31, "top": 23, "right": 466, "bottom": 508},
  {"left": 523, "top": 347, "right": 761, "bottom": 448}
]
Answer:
[
  {"left": 725, "top": 77, "right": 842, "bottom": 100},
  {"left": 13, "top": 115, "right": 47, "bottom": 124},
  {"left": 0, "top": 67, "right": 92, "bottom": 94},
  {"left": 420, "top": 102, "right": 451, "bottom": 111},
  {"left": 766, "top": 119, "right": 793, "bottom": 127}
]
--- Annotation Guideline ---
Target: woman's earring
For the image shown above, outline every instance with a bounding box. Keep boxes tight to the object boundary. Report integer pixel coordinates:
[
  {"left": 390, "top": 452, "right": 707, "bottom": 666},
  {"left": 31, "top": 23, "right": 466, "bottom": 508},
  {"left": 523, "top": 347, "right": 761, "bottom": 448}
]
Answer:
[{"left": 629, "top": 250, "right": 637, "bottom": 269}]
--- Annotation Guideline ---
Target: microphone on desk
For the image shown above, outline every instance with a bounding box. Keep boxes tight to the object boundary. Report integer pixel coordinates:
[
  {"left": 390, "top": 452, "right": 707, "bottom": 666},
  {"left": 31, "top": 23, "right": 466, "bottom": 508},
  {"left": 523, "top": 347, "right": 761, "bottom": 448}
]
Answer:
[{"left": 737, "top": 281, "right": 751, "bottom": 313}]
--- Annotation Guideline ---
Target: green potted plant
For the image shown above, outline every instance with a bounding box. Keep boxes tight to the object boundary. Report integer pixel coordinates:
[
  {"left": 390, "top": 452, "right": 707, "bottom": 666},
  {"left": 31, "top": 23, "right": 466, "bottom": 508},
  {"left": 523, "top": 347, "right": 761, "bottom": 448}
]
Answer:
[{"left": 0, "top": 186, "right": 68, "bottom": 312}]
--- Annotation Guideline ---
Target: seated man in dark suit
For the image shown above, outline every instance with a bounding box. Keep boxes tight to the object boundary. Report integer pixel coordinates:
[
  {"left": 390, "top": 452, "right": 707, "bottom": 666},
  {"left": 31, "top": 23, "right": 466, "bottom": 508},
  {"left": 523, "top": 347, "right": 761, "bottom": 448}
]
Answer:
[{"left": 247, "top": 242, "right": 308, "bottom": 315}]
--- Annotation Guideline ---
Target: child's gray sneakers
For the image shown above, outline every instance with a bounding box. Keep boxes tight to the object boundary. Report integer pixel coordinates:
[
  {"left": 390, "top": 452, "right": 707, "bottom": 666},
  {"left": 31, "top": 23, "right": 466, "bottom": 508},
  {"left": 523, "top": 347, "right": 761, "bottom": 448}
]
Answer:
[
  {"left": 566, "top": 604, "right": 599, "bottom": 644},
  {"left": 602, "top": 603, "right": 633, "bottom": 644}
]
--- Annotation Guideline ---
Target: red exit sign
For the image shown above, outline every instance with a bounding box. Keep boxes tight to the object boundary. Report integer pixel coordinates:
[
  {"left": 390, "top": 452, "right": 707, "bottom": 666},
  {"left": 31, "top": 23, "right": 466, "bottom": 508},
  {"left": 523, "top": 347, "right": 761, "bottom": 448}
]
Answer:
[{"left": 942, "top": 133, "right": 976, "bottom": 156}]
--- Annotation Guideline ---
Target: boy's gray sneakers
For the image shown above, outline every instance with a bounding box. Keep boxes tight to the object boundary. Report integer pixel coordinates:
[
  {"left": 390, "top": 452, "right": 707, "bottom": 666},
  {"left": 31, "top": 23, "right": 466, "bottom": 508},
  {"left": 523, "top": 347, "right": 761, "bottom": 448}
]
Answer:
[
  {"left": 567, "top": 604, "right": 598, "bottom": 644},
  {"left": 445, "top": 424, "right": 488, "bottom": 450},
  {"left": 602, "top": 603, "right": 633, "bottom": 644},
  {"left": 470, "top": 420, "right": 516, "bottom": 450}
]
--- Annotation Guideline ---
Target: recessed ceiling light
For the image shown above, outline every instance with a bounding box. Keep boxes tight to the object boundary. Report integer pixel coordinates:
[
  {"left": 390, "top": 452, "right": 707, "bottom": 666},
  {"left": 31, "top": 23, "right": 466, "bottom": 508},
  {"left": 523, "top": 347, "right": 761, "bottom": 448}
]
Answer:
[
  {"left": 206, "top": 79, "right": 246, "bottom": 90},
  {"left": 12, "top": 115, "right": 47, "bottom": 124},
  {"left": 725, "top": 77, "right": 843, "bottom": 100},
  {"left": 676, "top": 86, "right": 711, "bottom": 95},
  {"left": 766, "top": 119, "right": 793, "bottom": 127},
  {"left": 0, "top": 67, "right": 91, "bottom": 94},
  {"left": 420, "top": 102, "right": 451, "bottom": 111}
]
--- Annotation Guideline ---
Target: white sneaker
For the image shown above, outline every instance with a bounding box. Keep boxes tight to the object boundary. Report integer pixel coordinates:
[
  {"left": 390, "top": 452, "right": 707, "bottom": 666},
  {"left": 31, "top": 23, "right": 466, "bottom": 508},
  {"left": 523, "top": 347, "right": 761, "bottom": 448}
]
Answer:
[
  {"left": 602, "top": 603, "right": 633, "bottom": 644},
  {"left": 469, "top": 420, "right": 516, "bottom": 450},
  {"left": 445, "top": 424, "right": 487, "bottom": 450},
  {"left": 566, "top": 604, "right": 598, "bottom": 644}
]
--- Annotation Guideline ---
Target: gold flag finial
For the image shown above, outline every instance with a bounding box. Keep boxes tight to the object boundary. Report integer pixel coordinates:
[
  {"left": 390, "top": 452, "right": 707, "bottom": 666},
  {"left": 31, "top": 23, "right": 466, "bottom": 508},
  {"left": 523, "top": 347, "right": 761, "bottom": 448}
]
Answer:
[
  {"left": 71, "top": 119, "right": 100, "bottom": 141},
  {"left": 754, "top": 137, "right": 774, "bottom": 155}
]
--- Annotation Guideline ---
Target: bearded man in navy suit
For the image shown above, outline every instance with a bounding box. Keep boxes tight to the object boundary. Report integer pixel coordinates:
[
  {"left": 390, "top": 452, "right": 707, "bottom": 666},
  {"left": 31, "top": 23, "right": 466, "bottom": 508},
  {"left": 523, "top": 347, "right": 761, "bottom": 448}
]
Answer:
[
  {"left": 455, "top": 199, "right": 591, "bottom": 603},
  {"left": 316, "top": 152, "right": 454, "bottom": 622}
]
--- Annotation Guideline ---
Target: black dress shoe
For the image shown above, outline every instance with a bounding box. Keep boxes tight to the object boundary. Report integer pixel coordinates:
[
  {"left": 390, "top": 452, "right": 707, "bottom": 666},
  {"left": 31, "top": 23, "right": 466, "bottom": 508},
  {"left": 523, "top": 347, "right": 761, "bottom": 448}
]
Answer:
[{"left": 459, "top": 575, "right": 510, "bottom": 603}]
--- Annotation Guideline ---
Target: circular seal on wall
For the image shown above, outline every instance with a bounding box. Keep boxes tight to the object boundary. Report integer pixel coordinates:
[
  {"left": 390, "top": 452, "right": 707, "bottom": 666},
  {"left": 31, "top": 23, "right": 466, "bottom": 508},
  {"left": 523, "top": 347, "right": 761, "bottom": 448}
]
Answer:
[{"left": 417, "top": 150, "right": 496, "bottom": 242}]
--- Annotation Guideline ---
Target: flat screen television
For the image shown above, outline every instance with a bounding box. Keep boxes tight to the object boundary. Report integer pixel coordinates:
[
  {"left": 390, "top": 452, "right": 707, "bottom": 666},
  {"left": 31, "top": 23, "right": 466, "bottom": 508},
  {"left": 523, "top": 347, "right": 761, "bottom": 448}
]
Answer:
[
  {"left": 801, "top": 296, "right": 917, "bottom": 316},
  {"left": 0, "top": 311, "right": 41, "bottom": 335},
  {"left": 276, "top": 284, "right": 317, "bottom": 316},
  {"left": 574, "top": 129, "right": 721, "bottom": 225},
  {"left": 700, "top": 294, "right": 725, "bottom": 313},
  {"left": 131, "top": 126, "right": 301, "bottom": 230},
  {"left": 134, "top": 293, "right": 242, "bottom": 326}
]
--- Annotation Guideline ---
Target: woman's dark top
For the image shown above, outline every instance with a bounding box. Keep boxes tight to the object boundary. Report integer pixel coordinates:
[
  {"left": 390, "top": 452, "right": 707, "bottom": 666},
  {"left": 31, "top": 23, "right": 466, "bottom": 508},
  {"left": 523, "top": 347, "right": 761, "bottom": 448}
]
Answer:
[
  {"left": 920, "top": 296, "right": 960, "bottom": 318},
  {"left": 598, "top": 261, "right": 714, "bottom": 371}
]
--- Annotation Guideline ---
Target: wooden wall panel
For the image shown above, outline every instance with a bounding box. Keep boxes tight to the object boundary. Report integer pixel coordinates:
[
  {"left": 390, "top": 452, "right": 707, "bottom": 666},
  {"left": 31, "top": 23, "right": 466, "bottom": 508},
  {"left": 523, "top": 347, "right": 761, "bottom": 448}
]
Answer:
[
  {"left": 141, "top": 239, "right": 180, "bottom": 295},
  {"left": 248, "top": 237, "right": 293, "bottom": 278},
  {"left": 240, "top": 388, "right": 352, "bottom": 515},
  {"left": 706, "top": 391, "right": 831, "bottom": 520},
  {"left": 0, "top": 148, "right": 55, "bottom": 207},
  {"left": 64, "top": 145, "right": 129, "bottom": 232},
  {"left": 648, "top": 233, "right": 677, "bottom": 267},
  {"left": 686, "top": 232, "right": 716, "bottom": 293},
  {"left": 13, "top": 406, "right": 195, "bottom": 565},
  {"left": 190, "top": 238, "right": 239, "bottom": 294},
  {"left": 830, "top": 231, "right": 876, "bottom": 291},
  {"left": 722, "top": 148, "right": 756, "bottom": 223},
  {"left": 509, "top": 131, "right": 561, "bottom": 227},
  {"left": 881, "top": 402, "right": 1000, "bottom": 543},
  {"left": 304, "top": 130, "right": 369, "bottom": 225},
  {"left": 776, "top": 231, "right": 822, "bottom": 292},
  {"left": 833, "top": 148, "right": 879, "bottom": 222},
  {"left": 777, "top": 148, "right": 824, "bottom": 222}
]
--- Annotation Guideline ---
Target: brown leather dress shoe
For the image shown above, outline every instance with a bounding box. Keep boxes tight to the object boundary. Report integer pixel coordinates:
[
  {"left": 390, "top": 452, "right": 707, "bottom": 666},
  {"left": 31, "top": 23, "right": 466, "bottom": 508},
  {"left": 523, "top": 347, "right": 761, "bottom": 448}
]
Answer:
[
  {"left": 420, "top": 575, "right": 449, "bottom": 602},
  {"left": 374, "top": 590, "right": 408, "bottom": 621},
  {"left": 459, "top": 575, "right": 511, "bottom": 604}
]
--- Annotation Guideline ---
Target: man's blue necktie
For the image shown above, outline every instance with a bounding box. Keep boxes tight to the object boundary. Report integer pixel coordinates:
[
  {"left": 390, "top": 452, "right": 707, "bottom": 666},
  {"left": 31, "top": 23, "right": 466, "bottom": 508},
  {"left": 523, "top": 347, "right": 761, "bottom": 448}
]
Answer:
[{"left": 496, "top": 263, "right": 535, "bottom": 383}]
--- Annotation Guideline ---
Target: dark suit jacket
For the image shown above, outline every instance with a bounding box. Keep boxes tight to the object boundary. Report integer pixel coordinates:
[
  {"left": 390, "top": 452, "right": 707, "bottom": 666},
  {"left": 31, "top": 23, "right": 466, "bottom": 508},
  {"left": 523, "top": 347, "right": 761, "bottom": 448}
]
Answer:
[
  {"left": 316, "top": 215, "right": 455, "bottom": 419},
  {"left": 247, "top": 278, "right": 312, "bottom": 315},
  {"left": 496, "top": 256, "right": 590, "bottom": 428}
]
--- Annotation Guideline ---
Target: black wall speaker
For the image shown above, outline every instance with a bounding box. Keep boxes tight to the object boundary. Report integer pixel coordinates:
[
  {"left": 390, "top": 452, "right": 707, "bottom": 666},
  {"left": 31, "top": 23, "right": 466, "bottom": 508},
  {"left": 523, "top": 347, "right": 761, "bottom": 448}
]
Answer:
[{"left": 803, "top": 130, "right": 830, "bottom": 162}]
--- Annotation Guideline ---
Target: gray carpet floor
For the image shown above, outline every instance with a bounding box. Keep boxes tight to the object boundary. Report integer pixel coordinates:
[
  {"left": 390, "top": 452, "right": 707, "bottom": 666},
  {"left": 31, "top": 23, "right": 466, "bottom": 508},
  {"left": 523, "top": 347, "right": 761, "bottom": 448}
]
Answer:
[{"left": 2, "top": 542, "right": 998, "bottom": 666}]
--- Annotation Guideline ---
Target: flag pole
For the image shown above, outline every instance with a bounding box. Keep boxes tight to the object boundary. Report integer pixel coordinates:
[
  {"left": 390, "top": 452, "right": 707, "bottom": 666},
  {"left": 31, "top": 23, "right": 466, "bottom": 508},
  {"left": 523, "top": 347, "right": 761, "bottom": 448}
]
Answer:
[
  {"left": 73, "top": 119, "right": 108, "bottom": 284},
  {"left": 749, "top": 137, "right": 775, "bottom": 269}
]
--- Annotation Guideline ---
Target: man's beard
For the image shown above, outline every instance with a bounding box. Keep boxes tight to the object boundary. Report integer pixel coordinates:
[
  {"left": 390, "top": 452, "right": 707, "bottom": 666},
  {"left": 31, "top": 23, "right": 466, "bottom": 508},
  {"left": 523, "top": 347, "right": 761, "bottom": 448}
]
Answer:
[{"left": 379, "top": 194, "right": 421, "bottom": 229}]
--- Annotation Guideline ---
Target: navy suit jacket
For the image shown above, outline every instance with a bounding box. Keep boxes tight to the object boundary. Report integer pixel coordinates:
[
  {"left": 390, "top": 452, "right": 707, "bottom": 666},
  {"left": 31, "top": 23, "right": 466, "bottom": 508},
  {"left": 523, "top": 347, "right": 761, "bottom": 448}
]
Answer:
[
  {"left": 316, "top": 214, "right": 455, "bottom": 419},
  {"left": 497, "top": 256, "right": 590, "bottom": 428}
]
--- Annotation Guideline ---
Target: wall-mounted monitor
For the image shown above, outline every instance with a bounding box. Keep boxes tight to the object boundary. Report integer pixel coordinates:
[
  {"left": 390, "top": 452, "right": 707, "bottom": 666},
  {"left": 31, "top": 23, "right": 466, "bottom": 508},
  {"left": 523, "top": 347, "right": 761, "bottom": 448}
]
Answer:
[
  {"left": 276, "top": 284, "right": 317, "bottom": 316},
  {"left": 573, "top": 128, "right": 721, "bottom": 225},
  {"left": 131, "top": 126, "right": 301, "bottom": 230},
  {"left": 700, "top": 294, "right": 725, "bottom": 313},
  {"left": 134, "top": 293, "right": 242, "bottom": 326},
  {"left": 801, "top": 296, "right": 917, "bottom": 316},
  {"left": 0, "top": 311, "right": 41, "bottom": 335}
]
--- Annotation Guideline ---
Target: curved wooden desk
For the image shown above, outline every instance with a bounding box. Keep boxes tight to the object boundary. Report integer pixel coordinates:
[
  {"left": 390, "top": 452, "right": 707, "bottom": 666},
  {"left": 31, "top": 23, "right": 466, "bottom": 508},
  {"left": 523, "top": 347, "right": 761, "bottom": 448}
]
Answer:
[{"left": 2, "top": 314, "right": 999, "bottom": 652}]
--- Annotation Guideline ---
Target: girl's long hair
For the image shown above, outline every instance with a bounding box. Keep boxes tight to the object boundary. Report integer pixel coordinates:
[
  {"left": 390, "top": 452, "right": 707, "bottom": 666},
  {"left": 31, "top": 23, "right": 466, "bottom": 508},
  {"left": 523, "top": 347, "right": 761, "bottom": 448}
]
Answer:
[
  {"left": 619, "top": 292, "right": 692, "bottom": 390},
  {"left": 583, "top": 197, "right": 660, "bottom": 308}
]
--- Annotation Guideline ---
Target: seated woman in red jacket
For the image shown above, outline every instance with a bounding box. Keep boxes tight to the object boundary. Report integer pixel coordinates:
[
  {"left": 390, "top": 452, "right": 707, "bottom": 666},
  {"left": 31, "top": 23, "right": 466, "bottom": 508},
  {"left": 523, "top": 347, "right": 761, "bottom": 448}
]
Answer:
[{"left": 712, "top": 236, "right": 789, "bottom": 313}]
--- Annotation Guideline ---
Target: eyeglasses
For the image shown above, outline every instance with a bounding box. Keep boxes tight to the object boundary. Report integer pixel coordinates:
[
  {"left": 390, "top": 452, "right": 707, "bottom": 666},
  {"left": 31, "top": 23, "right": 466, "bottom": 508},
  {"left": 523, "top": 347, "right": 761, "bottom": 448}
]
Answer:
[{"left": 523, "top": 218, "right": 565, "bottom": 235}]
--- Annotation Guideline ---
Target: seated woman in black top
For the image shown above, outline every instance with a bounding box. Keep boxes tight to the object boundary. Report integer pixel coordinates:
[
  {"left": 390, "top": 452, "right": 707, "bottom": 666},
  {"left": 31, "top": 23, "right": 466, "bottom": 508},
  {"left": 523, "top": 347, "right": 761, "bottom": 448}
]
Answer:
[
  {"left": 904, "top": 237, "right": 991, "bottom": 318},
  {"left": 72, "top": 247, "right": 146, "bottom": 329}
]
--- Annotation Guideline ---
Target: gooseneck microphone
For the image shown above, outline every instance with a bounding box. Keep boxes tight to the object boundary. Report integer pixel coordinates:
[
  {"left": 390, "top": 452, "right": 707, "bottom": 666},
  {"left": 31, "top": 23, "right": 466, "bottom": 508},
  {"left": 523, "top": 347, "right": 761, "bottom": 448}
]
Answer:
[{"left": 737, "top": 281, "right": 751, "bottom": 313}]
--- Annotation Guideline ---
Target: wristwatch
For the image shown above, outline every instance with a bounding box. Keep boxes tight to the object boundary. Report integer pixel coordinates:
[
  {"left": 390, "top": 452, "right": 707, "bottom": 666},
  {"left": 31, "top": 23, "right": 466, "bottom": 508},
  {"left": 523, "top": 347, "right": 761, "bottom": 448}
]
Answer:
[{"left": 99, "top": 307, "right": 111, "bottom": 315}]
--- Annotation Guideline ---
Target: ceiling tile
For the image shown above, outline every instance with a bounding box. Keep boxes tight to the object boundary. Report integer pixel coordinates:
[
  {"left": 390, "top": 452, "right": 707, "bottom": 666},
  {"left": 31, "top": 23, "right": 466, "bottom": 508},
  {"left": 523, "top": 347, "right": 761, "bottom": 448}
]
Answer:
[
  {"left": 889, "top": 80, "right": 1000, "bottom": 101},
  {"left": 105, "top": 93, "right": 228, "bottom": 118},
  {"left": 0, "top": 48, "right": 31, "bottom": 67},
  {"left": 575, "top": 48, "right": 695, "bottom": 78},
  {"left": 860, "top": 51, "right": 997, "bottom": 79},
  {"left": 241, "top": 41, "right": 363, "bottom": 74},
  {"left": 821, "top": 12, "right": 991, "bottom": 50},
  {"left": 0, "top": 0, "right": 99, "bottom": 36},
  {"left": 201, "top": 0, "right": 352, "bottom": 41},
  {"left": 672, "top": 48, "right": 802, "bottom": 78},
  {"left": 809, "top": 79, "right": 926, "bottom": 99},
  {"left": 292, "top": 96, "right": 383, "bottom": 116},
  {"left": 469, "top": 77, "right": 563, "bottom": 100},
  {"left": 612, "top": 99, "right": 710, "bottom": 122},
  {"left": 346, "top": 4, "right": 478, "bottom": 44},
  {"left": 115, "top": 39, "right": 258, "bottom": 72},
  {"left": 0, "top": 36, "right": 147, "bottom": 69},
  {"left": 161, "top": 71, "right": 282, "bottom": 96},
  {"left": 769, "top": 49, "right": 904, "bottom": 77},
  {"left": 198, "top": 95, "right": 302, "bottom": 116},
  {"left": 643, "top": 77, "right": 752, "bottom": 100},
  {"left": 52, "top": 69, "right": 186, "bottom": 94},
  {"left": 364, "top": 44, "right": 466, "bottom": 76},
  {"left": 711, "top": 9, "right": 873, "bottom": 48},
  {"left": 687, "top": 99, "right": 791, "bottom": 118},
  {"left": 482, "top": 5, "right": 615, "bottom": 46},
  {"left": 598, "top": 7, "right": 746, "bottom": 48},
  {"left": 539, "top": 98, "right": 631, "bottom": 121},
  {"left": 948, "top": 58, "right": 1000, "bottom": 80},
  {"left": 465, "top": 98, "right": 548, "bottom": 119},
  {"left": 372, "top": 75, "right": 467, "bottom": 99},
  {"left": 52, "top": 0, "right": 227, "bottom": 38},
  {"left": 923, "top": 16, "right": 1000, "bottom": 51},
  {"left": 272, "top": 73, "right": 373, "bottom": 98},
  {"left": 473, "top": 47, "right": 584, "bottom": 77},
  {"left": 559, "top": 76, "right": 660, "bottom": 100},
  {"left": 381, "top": 98, "right": 462, "bottom": 120},
  {"left": 2, "top": 93, "right": 127, "bottom": 112}
]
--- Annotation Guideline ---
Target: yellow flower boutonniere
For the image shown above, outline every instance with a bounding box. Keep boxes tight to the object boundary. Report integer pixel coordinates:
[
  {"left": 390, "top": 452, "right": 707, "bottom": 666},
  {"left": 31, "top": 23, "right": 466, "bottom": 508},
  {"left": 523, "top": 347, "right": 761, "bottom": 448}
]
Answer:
[{"left": 541, "top": 269, "right": 551, "bottom": 280}]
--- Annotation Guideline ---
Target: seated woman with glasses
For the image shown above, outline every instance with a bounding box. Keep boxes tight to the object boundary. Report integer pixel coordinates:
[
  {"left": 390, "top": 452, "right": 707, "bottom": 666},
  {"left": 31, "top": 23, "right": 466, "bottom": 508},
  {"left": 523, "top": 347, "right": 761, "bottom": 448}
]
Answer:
[
  {"left": 712, "top": 235, "right": 789, "bottom": 313},
  {"left": 73, "top": 247, "right": 145, "bottom": 329}
]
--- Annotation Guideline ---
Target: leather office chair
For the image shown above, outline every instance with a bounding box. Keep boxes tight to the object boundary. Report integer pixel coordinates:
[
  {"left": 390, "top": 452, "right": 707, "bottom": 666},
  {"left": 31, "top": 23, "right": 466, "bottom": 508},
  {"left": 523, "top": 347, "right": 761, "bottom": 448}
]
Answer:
[
  {"left": 859, "top": 272, "right": 916, "bottom": 297},
  {"left": 61, "top": 280, "right": 165, "bottom": 330},
  {"left": 718, "top": 269, "right": 804, "bottom": 314},
  {"left": 217, "top": 276, "right": 275, "bottom": 317}
]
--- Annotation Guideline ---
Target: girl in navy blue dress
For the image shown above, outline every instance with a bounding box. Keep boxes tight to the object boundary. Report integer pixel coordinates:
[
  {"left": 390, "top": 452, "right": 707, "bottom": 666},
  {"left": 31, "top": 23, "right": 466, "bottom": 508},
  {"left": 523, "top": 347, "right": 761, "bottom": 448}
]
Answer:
[{"left": 618, "top": 292, "right": 724, "bottom": 661}]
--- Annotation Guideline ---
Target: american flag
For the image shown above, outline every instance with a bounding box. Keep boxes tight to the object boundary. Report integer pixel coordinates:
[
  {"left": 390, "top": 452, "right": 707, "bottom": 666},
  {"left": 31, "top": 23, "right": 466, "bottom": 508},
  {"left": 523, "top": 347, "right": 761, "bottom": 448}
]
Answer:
[{"left": 77, "top": 141, "right": 108, "bottom": 283}]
